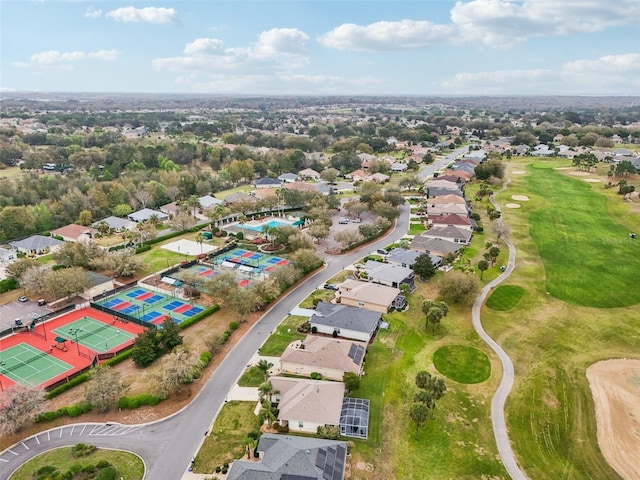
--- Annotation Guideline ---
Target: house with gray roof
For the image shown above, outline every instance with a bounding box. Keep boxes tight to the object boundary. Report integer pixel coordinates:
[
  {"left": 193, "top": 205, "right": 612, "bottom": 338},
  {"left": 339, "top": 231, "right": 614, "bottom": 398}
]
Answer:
[
  {"left": 198, "top": 194, "right": 223, "bottom": 209},
  {"left": 386, "top": 247, "right": 442, "bottom": 269},
  {"left": 427, "top": 187, "right": 464, "bottom": 199},
  {"left": 420, "top": 225, "right": 472, "bottom": 245},
  {"left": 224, "top": 192, "right": 256, "bottom": 204},
  {"left": 299, "top": 168, "right": 321, "bottom": 180},
  {"left": 0, "top": 247, "right": 16, "bottom": 263},
  {"left": 310, "top": 302, "right": 382, "bottom": 343},
  {"left": 410, "top": 236, "right": 462, "bottom": 257},
  {"left": 92, "top": 216, "right": 135, "bottom": 232},
  {"left": 10, "top": 235, "right": 63, "bottom": 255},
  {"left": 390, "top": 162, "right": 408, "bottom": 172},
  {"left": 127, "top": 208, "right": 169, "bottom": 223},
  {"left": 278, "top": 172, "right": 300, "bottom": 183},
  {"left": 364, "top": 260, "right": 415, "bottom": 291},
  {"left": 227, "top": 434, "right": 348, "bottom": 480},
  {"left": 254, "top": 177, "right": 281, "bottom": 189}
]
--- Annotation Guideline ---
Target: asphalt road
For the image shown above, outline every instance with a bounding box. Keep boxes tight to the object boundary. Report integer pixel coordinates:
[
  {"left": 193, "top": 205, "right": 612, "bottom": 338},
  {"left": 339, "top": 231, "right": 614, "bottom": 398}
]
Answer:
[
  {"left": 470, "top": 178, "right": 529, "bottom": 480},
  {"left": 0, "top": 203, "right": 411, "bottom": 480},
  {"left": 417, "top": 145, "right": 470, "bottom": 181}
]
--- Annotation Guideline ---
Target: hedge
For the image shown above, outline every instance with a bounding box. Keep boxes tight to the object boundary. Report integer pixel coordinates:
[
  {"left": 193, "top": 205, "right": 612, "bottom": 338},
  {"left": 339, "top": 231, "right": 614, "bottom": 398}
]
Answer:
[
  {"left": 135, "top": 244, "right": 152, "bottom": 254},
  {"left": 36, "top": 401, "right": 92, "bottom": 423},
  {"left": 200, "top": 351, "right": 212, "bottom": 366},
  {"left": 45, "top": 372, "right": 92, "bottom": 399},
  {"left": 341, "top": 222, "right": 392, "bottom": 253},
  {"left": 0, "top": 277, "right": 17, "bottom": 293},
  {"left": 104, "top": 348, "right": 134, "bottom": 367},
  {"left": 178, "top": 304, "right": 220, "bottom": 330},
  {"left": 118, "top": 394, "right": 161, "bottom": 409}
]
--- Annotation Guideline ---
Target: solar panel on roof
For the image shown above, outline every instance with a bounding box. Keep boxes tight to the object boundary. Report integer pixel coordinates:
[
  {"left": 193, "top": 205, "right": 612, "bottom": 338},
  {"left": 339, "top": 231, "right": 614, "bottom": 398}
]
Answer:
[
  {"left": 352, "top": 346, "right": 364, "bottom": 365},
  {"left": 315, "top": 449, "right": 327, "bottom": 468},
  {"left": 347, "top": 343, "right": 357, "bottom": 360}
]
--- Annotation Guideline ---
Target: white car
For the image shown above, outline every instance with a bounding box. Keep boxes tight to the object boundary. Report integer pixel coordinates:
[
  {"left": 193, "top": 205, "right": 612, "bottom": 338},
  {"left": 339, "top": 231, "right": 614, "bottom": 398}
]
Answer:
[
  {"left": 338, "top": 217, "right": 349, "bottom": 224},
  {"left": 352, "top": 218, "right": 362, "bottom": 223}
]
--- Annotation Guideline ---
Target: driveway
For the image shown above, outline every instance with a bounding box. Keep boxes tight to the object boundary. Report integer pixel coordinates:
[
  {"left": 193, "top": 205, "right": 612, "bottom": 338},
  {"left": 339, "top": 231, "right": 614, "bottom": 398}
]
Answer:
[
  {"left": 1, "top": 204, "right": 411, "bottom": 480},
  {"left": 0, "top": 299, "right": 50, "bottom": 332}
]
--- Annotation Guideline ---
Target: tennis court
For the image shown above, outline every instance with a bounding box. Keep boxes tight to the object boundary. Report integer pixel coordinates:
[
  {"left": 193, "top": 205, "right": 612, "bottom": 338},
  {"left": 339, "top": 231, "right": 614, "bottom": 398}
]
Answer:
[
  {"left": 52, "top": 317, "right": 136, "bottom": 354},
  {"left": 0, "top": 343, "right": 73, "bottom": 388},
  {"left": 94, "top": 286, "right": 206, "bottom": 326}
]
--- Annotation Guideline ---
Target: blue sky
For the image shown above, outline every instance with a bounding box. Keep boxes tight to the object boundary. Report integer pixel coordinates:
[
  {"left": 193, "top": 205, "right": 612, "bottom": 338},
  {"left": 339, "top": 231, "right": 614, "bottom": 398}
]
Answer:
[{"left": 1, "top": 1, "right": 639, "bottom": 95}]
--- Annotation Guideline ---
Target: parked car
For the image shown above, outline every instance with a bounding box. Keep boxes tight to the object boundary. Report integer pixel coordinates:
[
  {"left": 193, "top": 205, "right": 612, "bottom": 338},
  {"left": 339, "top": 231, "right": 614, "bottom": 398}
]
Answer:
[
  {"left": 352, "top": 218, "right": 362, "bottom": 223},
  {"left": 323, "top": 284, "right": 340, "bottom": 291},
  {"left": 376, "top": 249, "right": 388, "bottom": 256},
  {"left": 37, "top": 299, "right": 47, "bottom": 306},
  {"left": 338, "top": 217, "right": 349, "bottom": 224},
  {"left": 18, "top": 296, "right": 28, "bottom": 302}
]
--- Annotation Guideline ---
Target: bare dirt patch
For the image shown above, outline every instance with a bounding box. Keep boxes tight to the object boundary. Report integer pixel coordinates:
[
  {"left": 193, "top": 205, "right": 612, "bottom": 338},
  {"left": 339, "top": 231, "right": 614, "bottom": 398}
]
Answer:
[
  {"left": 584, "top": 178, "right": 602, "bottom": 183},
  {"left": 511, "top": 170, "right": 526, "bottom": 175},
  {"left": 586, "top": 359, "right": 640, "bottom": 480},
  {"left": 511, "top": 195, "right": 530, "bottom": 201},
  {"left": 568, "top": 171, "right": 590, "bottom": 176},
  {"left": 504, "top": 203, "right": 521, "bottom": 209}
]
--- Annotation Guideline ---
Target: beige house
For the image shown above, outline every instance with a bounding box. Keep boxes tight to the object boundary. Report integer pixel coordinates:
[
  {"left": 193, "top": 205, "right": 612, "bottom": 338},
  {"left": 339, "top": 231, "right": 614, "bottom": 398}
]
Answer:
[
  {"left": 51, "top": 224, "right": 98, "bottom": 243},
  {"left": 338, "top": 279, "right": 402, "bottom": 313},
  {"left": 271, "top": 377, "right": 344, "bottom": 434},
  {"left": 280, "top": 335, "right": 366, "bottom": 381},
  {"left": 427, "top": 194, "right": 467, "bottom": 206}
]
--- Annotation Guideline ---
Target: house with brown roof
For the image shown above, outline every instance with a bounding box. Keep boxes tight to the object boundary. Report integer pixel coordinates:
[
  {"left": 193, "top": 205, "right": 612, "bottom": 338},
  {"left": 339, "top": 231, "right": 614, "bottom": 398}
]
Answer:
[
  {"left": 338, "top": 279, "right": 404, "bottom": 313},
  {"left": 428, "top": 213, "right": 473, "bottom": 231},
  {"left": 271, "top": 377, "right": 345, "bottom": 434},
  {"left": 420, "top": 225, "right": 472, "bottom": 245},
  {"left": 427, "top": 194, "right": 467, "bottom": 207},
  {"left": 410, "top": 236, "right": 462, "bottom": 257},
  {"left": 366, "top": 172, "right": 390, "bottom": 183},
  {"left": 345, "top": 169, "right": 368, "bottom": 182},
  {"left": 51, "top": 224, "right": 98, "bottom": 243},
  {"left": 280, "top": 335, "right": 367, "bottom": 380},
  {"left": 427, "top": 203, "right": 468, "bottom": 217}
]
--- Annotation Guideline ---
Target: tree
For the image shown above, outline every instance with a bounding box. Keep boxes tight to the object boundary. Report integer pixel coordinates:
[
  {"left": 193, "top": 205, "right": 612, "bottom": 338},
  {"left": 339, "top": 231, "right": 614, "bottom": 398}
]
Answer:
[
  {"left": 204, "top": 271, "right": 238, "bottom": 305},
  {"left": 132, "top": 189, "right": 153, "bottom": 209},
  {"left": 343, "top": 372, "right": 361, "bottom": 394},
  {"left": 77, "top": 209, "right": 93, "bottom": 226},
  {"left": 415, "top": 370, "right": 447, "bottom": 406},
  {"left": 53, "top": 241, "right": 103, "bottom": 268},
  {"left": 399, "top": 173, "right": 420, "bottom": 191},
  {"left": 308, "top": 221, "right": 330, "bottom": 244},
  {"left": 320, "top": 168, "right": 339, "bottom": 184},
  {"left": 159, "top": 317, "right": 184, "bottom": 351},
  {"left": 412, "top": 253, "right": 436, "bottom": 281},
  {"left": 226, "top": 285, "right": 260, "bottom": 321},
  {"left": 43, "top": 267, "right": 91, "bottom": 300},
  {"left": 132, "top": 329, "right": 161, "bottom": 367},
  {"left": 333, "top": 228, "right": 364, "bottom": 249},
  {"left": 136, "top": 221, "right": 157, "bottom": 243},
  {"left": 289, "top": 248, "right": 323, "bottom": 274},
  {"left": 257, "top": 359, "right": 273, "bottom": 381},
  {"left": 615, "top": 160, "right": 637, "bottom": 177},
  {"left": 484, "top": 246, "right": 501, "bottom": 266},
  {"left": 439, "top": 271, "right": 480, "bottom": 304},
  {"left": 422, "top": 300, "right": 449, "bottom": 332},
  {"left": 343, "top": 199, "right": 368, "bottom": 219},
  {"left": 409, "top": 402, "right": 429, "bottom": 434},
  {"left": 475, "top": 158, "right": 505, "bottom": 180},
  {"left": 6, "top": 257, "right": 40, "bottom": 281},
  {"left": 258, "top": 381, "right": 279, "bottom": 424},
  {"left": 372, "top": 200, "right": 399, "bottom": 221},
  {"left": 153, "top": 349, "right": 203, "bottom": 396},
  {"left": 19, "top": 266, "right": 48, "bottom": 295},
  {"left": 102, "top": 250, "right": 145, "bottom": 278},
  {"left": 477, "top": 260, "right": 489, "bottom": 279},
  {"left": 169, "top": 212, "right": 196, "bottom": 232},
  {"left": 0, "top": 386, "right": 45, "bottom": 434},
  {"left": 84, "top": 366, "right": 127, "bottom": 412}
]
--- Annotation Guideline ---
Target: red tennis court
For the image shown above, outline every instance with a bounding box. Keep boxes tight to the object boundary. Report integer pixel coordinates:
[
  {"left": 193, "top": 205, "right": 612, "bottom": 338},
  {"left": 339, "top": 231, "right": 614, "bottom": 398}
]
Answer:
[
  {"left": 137, "top": 291, "right": 154, "bottom": 301},
  {"left": 174, "top": 304, "right": 192, "bottom": 314}
]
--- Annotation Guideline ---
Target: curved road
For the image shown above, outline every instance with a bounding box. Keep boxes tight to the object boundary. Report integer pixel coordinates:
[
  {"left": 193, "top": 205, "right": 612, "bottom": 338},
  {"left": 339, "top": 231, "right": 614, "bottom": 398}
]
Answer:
[
  {"left": 470, "top": 178, "right": 528, "bottom": 480},
  {"left": 1, "top": 204, "right": 411, "bottom": 480}
]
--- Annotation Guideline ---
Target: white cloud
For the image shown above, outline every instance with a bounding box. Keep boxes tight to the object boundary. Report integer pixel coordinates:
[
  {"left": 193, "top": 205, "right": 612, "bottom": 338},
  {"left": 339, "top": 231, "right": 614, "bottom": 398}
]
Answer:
[
  {"left": 84, "top": 6, "right": 102, "bottom": 18},
  {"left": 105, "top": 6, "right": 178, "bottom": 25},
  {"left": 319, "top": 20, "right": 455, "bottom": 51},
  {"left": 440, "top": 53, "right": 640, "bottom": 94},
  {"left": 153, "top": 28, "right": 310, "bottom": 75},
  {"left": 30, "top": 49, "right": 120, "bottom": 64},
  {"left": 319, "top": 1, "right": 640, "bottom": 51}
]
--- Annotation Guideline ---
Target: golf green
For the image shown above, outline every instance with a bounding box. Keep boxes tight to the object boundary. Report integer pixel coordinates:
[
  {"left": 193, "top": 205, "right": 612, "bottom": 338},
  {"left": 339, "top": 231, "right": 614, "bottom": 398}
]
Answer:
[
  {"left": 433, "top": 345, "right": 491, "bottom": 384},
  {"left": 486, "top": 285, "right": 525, "bottom": 311}
]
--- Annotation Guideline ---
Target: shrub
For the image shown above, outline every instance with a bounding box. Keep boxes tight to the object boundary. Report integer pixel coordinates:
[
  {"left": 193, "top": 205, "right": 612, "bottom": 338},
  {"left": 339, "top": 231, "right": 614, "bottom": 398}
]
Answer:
[
  {"left": 0, "top": 277, "right": 18, "bottom": 293},
  {"left": 229, "top": 321, "right": 239, "bottom": 331},
  {"left": 118, "top": 394, "right": 161, "bottom": 409},
  {"left": 67, "top": 402, "right": 92, "bottom": 417},
  {"left": 221, "top": 467, "right": 228, "bottom": 474},
  {"left": 215, "top": 466, "right": 221, "bottom": 473},
  {"left": 96, "top": 466, "right": 118, "bottom": 480},
  {"left": 200, "top": 351, "right": 212, "bottom": 366},
  {"left": 236, "top": 232, "right": 244, "bottom": 240},
  {"left": 311, "top": 326, "right": 317, "bottom": 334},
  {"left": 72, "top": 443, "right": 96, "bottom": 458},
  {"left": 45, "top": 372, "right": 92, "bottom": 399},
  {"left": 104, "top": 348, "right": 134, "bottom": 367},
  {"left": 310, "top": 372, "right": 323, "bottom": 380},
  {"left": 96, "top": 460, "right": 111, "bottom": 469},
  {"left": 135, "top": 244, "right": 152, "bottom": 254}
]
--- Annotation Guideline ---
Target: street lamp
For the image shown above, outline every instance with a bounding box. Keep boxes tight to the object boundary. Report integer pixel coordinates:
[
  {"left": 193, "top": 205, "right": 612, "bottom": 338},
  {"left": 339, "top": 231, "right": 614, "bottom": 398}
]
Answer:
[{"left": 69, "top": 328, "right": 81, "bottom": 355}]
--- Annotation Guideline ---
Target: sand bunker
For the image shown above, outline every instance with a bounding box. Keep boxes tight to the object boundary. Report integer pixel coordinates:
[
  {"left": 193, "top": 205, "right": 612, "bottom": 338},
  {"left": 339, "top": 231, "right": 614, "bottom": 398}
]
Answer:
[
  {"left": 584, "top": 178, "right": 602, "bottom": 183},
  {"left": 511, "top": 195, "right": 530, "bottom": 201},
  {"left": 505, "top": 203, "right": 521, "bottom": 209},
  {"left": 569, "top": 171, "right": 590, "bottom": 176},
  {"left": 587, "top": 359, "right": 640, "bottom": 480},
  {"left": 512, "top": 170, "right": 526, "bottom": 175},
  {"left": 555, "top": 167, "right": 572, "bottom": 170}
]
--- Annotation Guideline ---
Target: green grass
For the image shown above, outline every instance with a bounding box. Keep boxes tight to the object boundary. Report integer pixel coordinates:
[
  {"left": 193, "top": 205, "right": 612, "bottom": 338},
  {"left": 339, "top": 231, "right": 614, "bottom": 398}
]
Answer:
[
  {"left": 484, "top": 157, "right": 640, "bottom": 479},
  {"left": 433, "top": 345, "right": 491, "bottom": 384},
  {"left": 9, "top": 446, "right": 144, "bottom": 480},
  {"left": 193, "top": 401, "right": 261, "bottom": 473},
  {"left": 237, "top": 366, "right": 266, "bottom": 387},
  {"left": 408, "top": 223, "right": 426, "bottom": 235},
  {"left": 525, "top": 164, "right": 640, "bottom": 307},
  {"left": 259, "top": 315, "right": 307, "bottom": 356},
  {"left": 486, "top": 285, "right": 525, "bottom": 311},
  {"left": 299, "top": 289, "right": 335, "bottom": 309},
  {"left": 0, "top": 166, "right": 25, "bottom": 179}
]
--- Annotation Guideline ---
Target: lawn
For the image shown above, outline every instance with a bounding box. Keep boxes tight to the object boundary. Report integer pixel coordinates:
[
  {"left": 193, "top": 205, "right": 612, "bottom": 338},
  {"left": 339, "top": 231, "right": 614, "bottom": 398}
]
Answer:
[
  {"left": 299, "top": 289, "right": 335, "bottom": 309},
  {"left": 408, "top": 223, "right": 426, "bottom": 235},
  {"left": 137, "top": 248, "right": 187, "bottom": 273},
  {"left": 258, "top": 315, "right": 307, "bottom": 356},
  {"left": 484, "top": 157, "right": 640, "bottom": 479},
  {"left": 237, "top": 365, "right": 265, "bottom": 387},
  {"left": 486, "top": 285, "right": 525, "bottom": 311},
  {"left": 525, "top": 163, "right": 640, "bottom": 307},
  {"left": 193, "top": 401, "right": 261, "bottom": 473},
  {"left": 10, "top": 446, "right": 144, "bottom": 480},
  {"left": 432, "top": 345, "right": 491, "bottom": 384}
]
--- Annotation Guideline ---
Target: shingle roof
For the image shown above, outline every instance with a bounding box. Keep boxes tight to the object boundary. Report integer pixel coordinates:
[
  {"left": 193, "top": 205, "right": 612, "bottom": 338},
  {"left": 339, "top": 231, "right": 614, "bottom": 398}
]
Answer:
[
  {"left": 281, "top": 335, "right": 367, "bottom": 374},
  {"left": 51, "top": 224, "right": 97, "bottom": 240},
  {"left": 410, "top": 236, "right": 461, "bottom": 255},
  {"left": 364, "top": 260, "right": 414, "bottom": 284},
  {"left": 254, "top": 177, "right": 281, "bottom": 186},
  {"left": 421, "top": 225, "right": 472, "bottom": 241},
  {"left": 198, "top": 195, "right": 223, "bottom": 208},
  {"left": 311, "top": 302, "right": 381, "bottom": 335},
  {"left": 227, "top": 434, "right": 348, "bottom": 480},
  {"left": 386, "top": 248, "right": 421, "bottom": 266},
  {"left": 127, "top": 208, "right": 168, "bottom": 222},
  {"left": 10, "top": 235, "right": 63, "bottom": 251},
  {"left": 92, "top": 216, "right": 134, "bottom": 230},
  {"left": 272, "top": 377, "right": 345, "bottom": 426},
  {"left": 338, "top": 279, "right": 400, "bottom": 307}
]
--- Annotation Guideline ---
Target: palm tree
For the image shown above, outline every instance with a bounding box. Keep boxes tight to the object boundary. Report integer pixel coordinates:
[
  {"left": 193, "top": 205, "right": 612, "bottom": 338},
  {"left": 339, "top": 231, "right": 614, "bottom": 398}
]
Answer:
[
  {"left": 95, "top": 221, "right": 111, "bottom": 237},
  {"left": 195, "top": 232, "right": 205, "bottom": 253},
  {"left": 237, "top": 214, "right": 247, "bottom": 239},
  {"left": 186, "top": 195, "right": 200, "bottom": 218},
  {"left": 258, "top": 381, "right": 279, "bottom": 425},
  {"left": 257, "top": 359, "right": 273, "bottom": 381}
]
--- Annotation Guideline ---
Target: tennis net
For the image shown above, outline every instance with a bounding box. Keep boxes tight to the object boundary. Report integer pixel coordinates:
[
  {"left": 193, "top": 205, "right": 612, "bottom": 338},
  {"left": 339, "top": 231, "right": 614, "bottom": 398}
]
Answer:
[{"left": 0, "top": 351, "right": 50, "bottom": 373}]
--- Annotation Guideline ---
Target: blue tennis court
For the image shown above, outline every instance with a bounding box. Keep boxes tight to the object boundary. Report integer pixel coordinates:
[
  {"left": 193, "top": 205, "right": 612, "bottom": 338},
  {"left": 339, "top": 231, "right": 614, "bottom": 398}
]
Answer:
[
  {"left": 142, "top": 294, "right": 163, "bottom": 304},
  {"left": 126, "top": 288, "right": 146, "bottom": 298},
  {"left": 103, "top": 298, "right": 123, "bottom": 308},
  {"left": 267, "top": 258, "right": 280, "bottom": 264},
  {"left": 163, "top": 301, "right": 183, "bottom": 311}
]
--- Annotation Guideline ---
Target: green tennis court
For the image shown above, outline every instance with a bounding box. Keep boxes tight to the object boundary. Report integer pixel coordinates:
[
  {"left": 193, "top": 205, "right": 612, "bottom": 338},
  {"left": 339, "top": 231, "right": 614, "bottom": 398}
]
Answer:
[
  {"left": 52, "top": 317, "right": 136, "bottom": 354},
  {"left": 0, "top": 343, "right": 73, "bottom": 388}
]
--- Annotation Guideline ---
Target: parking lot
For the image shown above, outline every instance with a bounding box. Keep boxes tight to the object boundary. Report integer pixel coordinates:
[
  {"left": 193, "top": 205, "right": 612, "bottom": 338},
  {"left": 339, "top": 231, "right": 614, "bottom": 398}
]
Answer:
[{"left": 0, "top": 299, "right": 50, "bottom": 332}]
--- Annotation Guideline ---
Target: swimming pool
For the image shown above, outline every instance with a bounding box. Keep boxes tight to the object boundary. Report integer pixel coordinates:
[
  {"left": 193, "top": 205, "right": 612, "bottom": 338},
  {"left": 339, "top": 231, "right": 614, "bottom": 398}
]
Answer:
[{"left": 241, "top": 219, "right": 295, "bottom": 232}]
